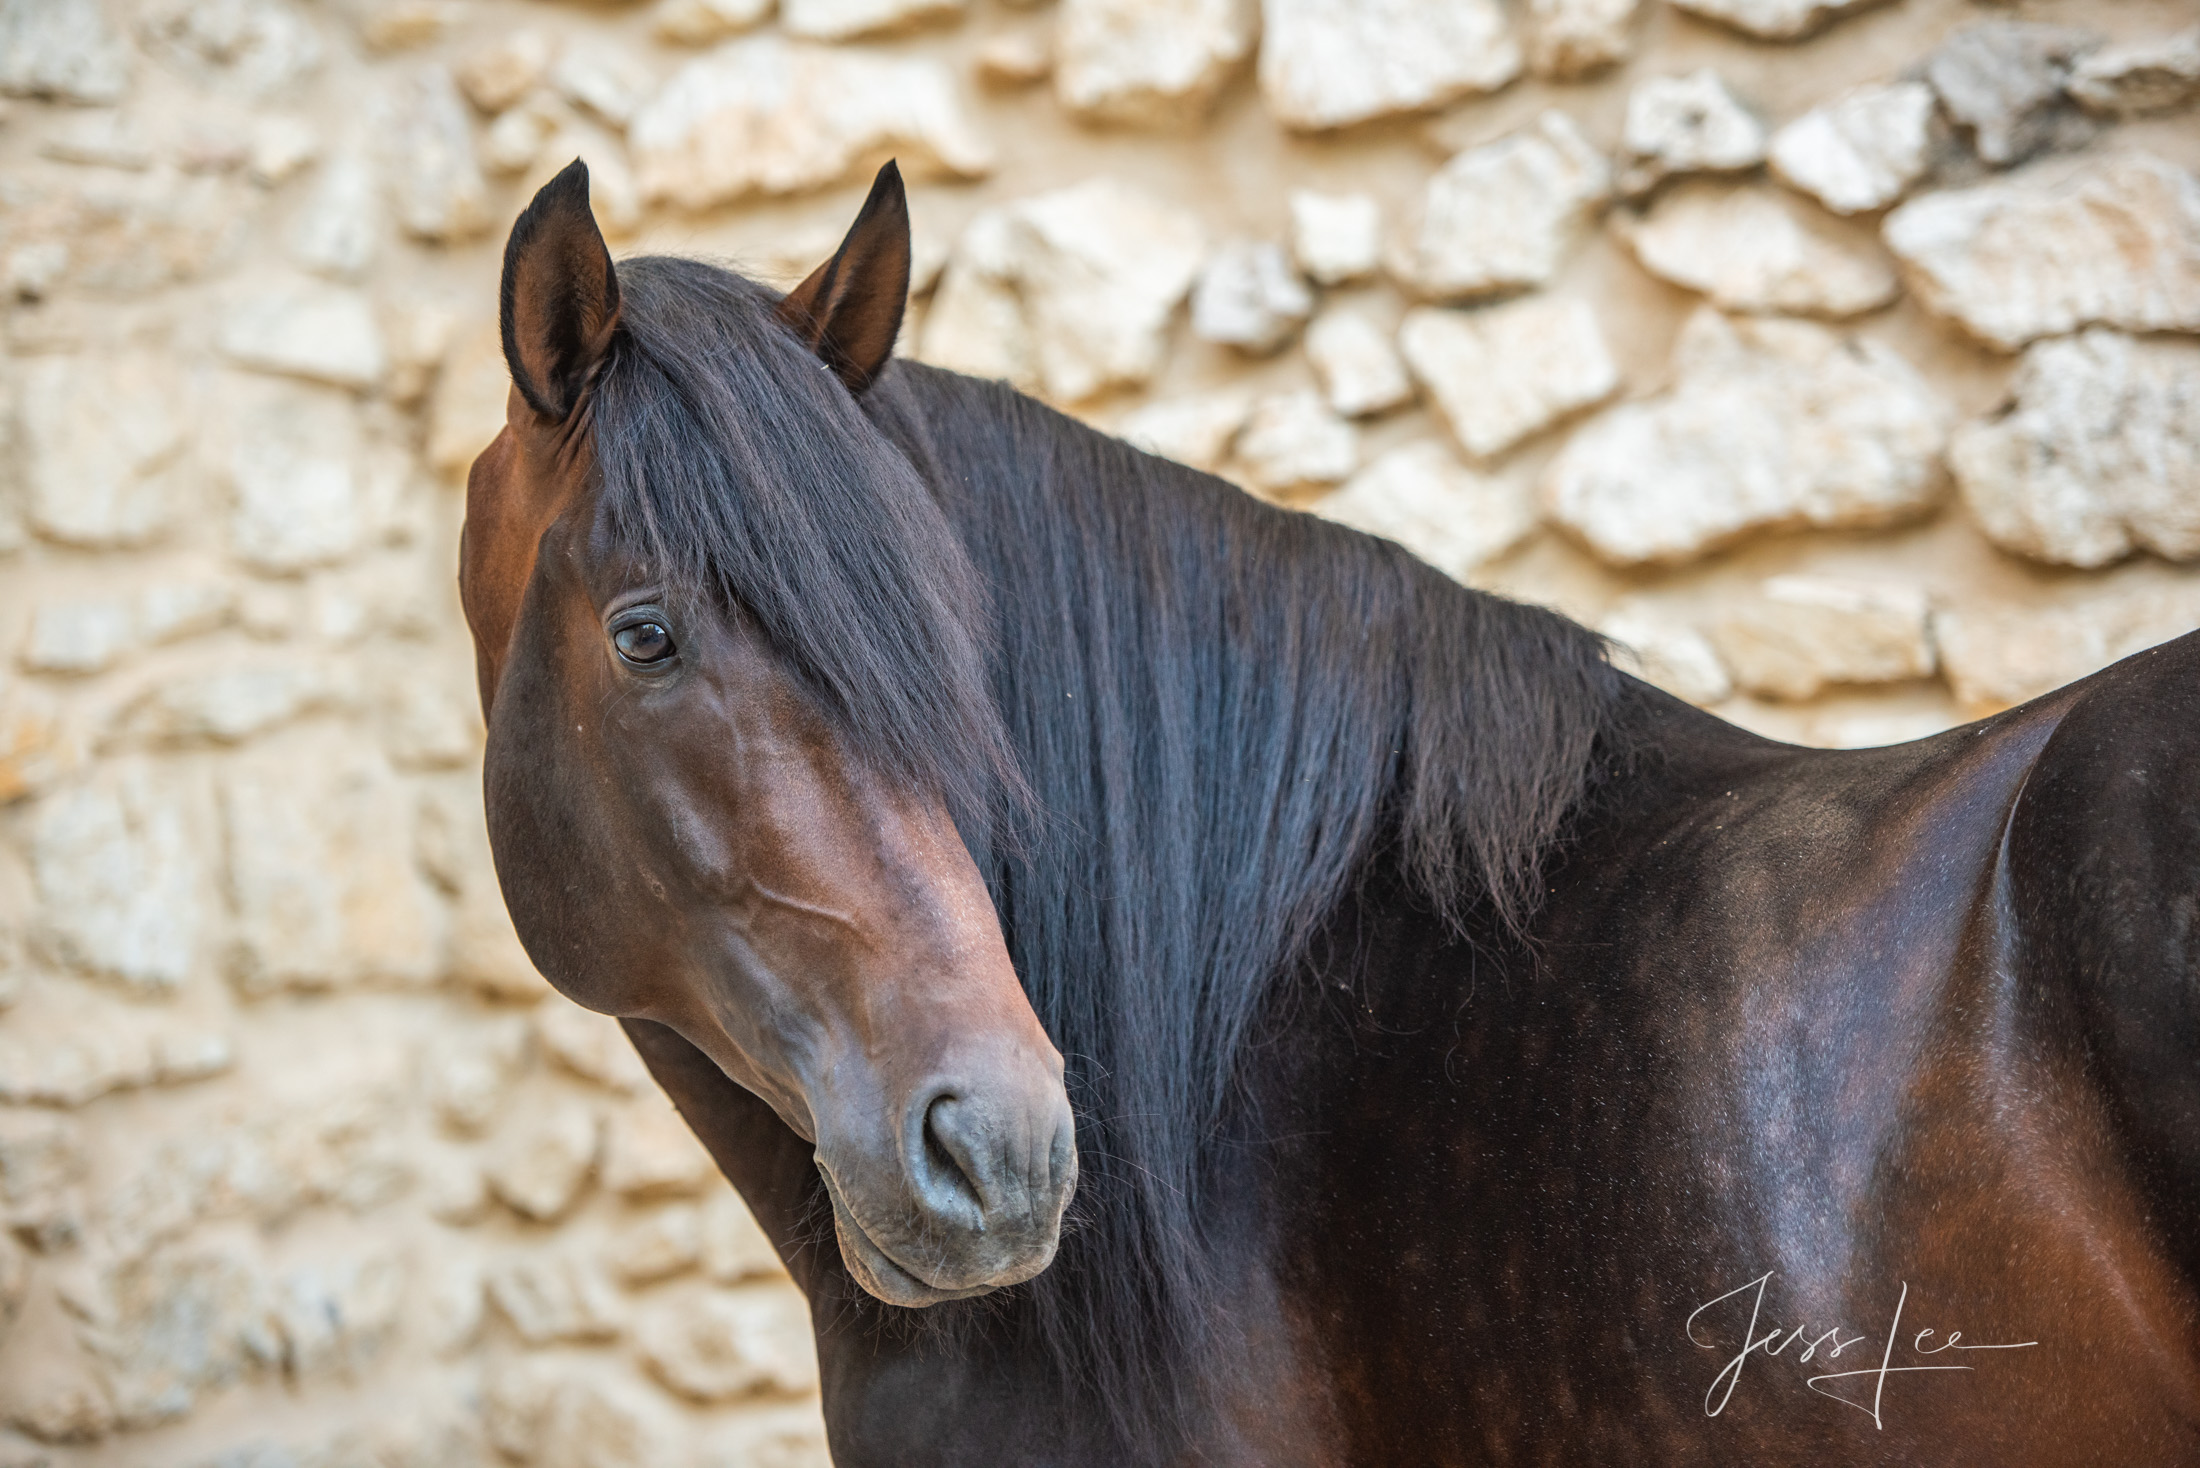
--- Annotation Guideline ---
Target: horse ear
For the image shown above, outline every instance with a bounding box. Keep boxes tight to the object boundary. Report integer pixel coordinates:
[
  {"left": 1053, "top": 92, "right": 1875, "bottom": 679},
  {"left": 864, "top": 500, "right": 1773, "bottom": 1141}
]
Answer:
[
  {"left": 776, "top": 161, "right": 911, "bottom": 396},
  {"left": 500, "top": 158, "right": 621, "bottom": 422}
]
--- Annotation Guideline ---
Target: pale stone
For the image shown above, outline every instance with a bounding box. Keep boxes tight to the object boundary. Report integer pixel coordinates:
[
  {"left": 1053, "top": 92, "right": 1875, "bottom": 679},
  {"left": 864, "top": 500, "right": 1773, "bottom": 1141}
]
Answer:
[
  {"left": 485, "top": 1360, "right": 678, "bottom": 1468},
  {"left": 1525, "top": 0, "right": 1635, "bottom": 80},
  {"left": 428, "top": 319, "right": 511, "bottom": 479},
  {"left": 785, "top": 0, "right": 962, "bottom": 43},
  {"left": 1706, "top": 576, "right": 1935, "bottom": 699},
  {"left": 1925, "top": 22, "right": 2097, "bottom": 169},
  {"left": 219, "top": 284, "right": 387, "bottom": 390},
  {"left": 0, "top": 0, "right": 127, "bottom": 103},
  {"left": 31, "top": 762, "right": 204, "bottom": 993},
  {"left": 2069, "top": 27, "right": 2200, "bottom": 117},
  {"left": 1388, "top": 110, "right": 1609, "bottom": 301},
  {"left": 360, "top": 0, "right": 463, "bottom": 53},
  {"left": 638, "top": 1286, "right": 817, "bottom": 1402},
  {"left": 1769, "top": 82, "right": 1937, "bottom": 215},
  {"left": 1807, "top": 709, "right": 1956, "bottom": 749},
  {"left": 0, "top": 1231, "right": 25, "bottom": 1326},
  {"left": 0, "top": 1009, "right": 231, "bottom": 1107},
  {"left": 41, "top": 111, "right": 155, "bottom": 170},
  {"left": 1951, "top": 330, "right": 2200, "bottom": 569},
  {"left": 456, "top": 30, "right": 555, "bottom": 113},
  {"left": 418, "top": 779, "right": 550, "bottom": 1001},
  {"left": 248, "top": 115, "right": 319, "bottom": 185},
  {"left": 1598, "top": 599, "right": 1733, "bottom": 704},
  {"left": 1231, "top": 390, "right": 1357, "bottom": 494},
  {"left": 419, "top": 1256, "right": 483, "bottom": 1354},
  {"left": 552, "top": 46, "right": 656, "bottom": 131},
  {"left": 976, "top": 27, "right": 1052, "bottom": 89},
  {"left": 221, "top": 747, "right": 443, "bottom": 992},
  {"left": 1304, "top": 307, "right": 1413, "bottom": 418},
  {"left": 1670, "top": 0, "right": 1892, "bottom": 43},
  {"left": 74, "top": 1247, "right": 274, "bottom": 1428},
  {"left": 1544, "top": 309, "right": 1949, "bottom": 565},
  {"left": 1, "top": 1353, "right": 118, "bottom": 1444},
  {"left": 1116, "top": 390, "right": 1252, "bottom": 472},
  {"left": 921, "top": 179, "right": 1204, "bottom": 403},
  {"left": 1314, "top": 440, "right": 1538, "bottom": 578},
  {"left": 601, "top": 1101, "right": 716, "bottom": 1199},
  {"left": 3, "top": 169, "right": 253, "bottom": 297},
  {"left": 119, "top": 663, "right": 343, "bottom": 746},
  {"left": 1054, "top": 0, "right": 1253, "bottom": 128},
  {"left": 537, "top": 1004, "right": 652, "bottom": 1093},
  {"left": 418, "top": 1021, "right": 525, "bottom": 1134},
  {"left": 0, "top": 1111, "right": 87, "bottom": 1250},
  {"left": 136, "top": 0, "right": 323, "bottom": 98},
  {"left": 652, "top": 0, "right": 775, "bottom": 46},
  {"left": 1288, "top": 190, "right": 1380, "bottom": 286},
  {"left": 1259, "top": 0, "right": 1520, "bottom": 132},
  {"left": 1190, "top": 240, "right": 1312, "bottom": 355},
  {"left": 268, "top": 1251, "right": 403, "bottom": 1381},
  {"left": 700, "top": 1190, "right": 785, "bottom": 1282},
  {"left": 421, "top": 1151, "right": 489, "bottom": 1225},
  {"left": 0, "top": 675, "right": 79, "bottom": 806},
  {"left": 378, "top": 672, "right": 479, "bottom": 770},
  {"left": 224, "top": 379, "right": 387, "bottom": 571},
  {"left": 1618, "top": 69, "right": 1764, "bottom": 193},
  {"left": 1882, "top": 153, "right": 2200, "bottom": 351},
  {"left": 289, "top": 148, "right": 382, "bottom": 280},
  {"left": 631, "top": 37, "right": 994, "bottom": 210},
  {"left": 136, "top": 583, "right": 233, "bottom": 646},
  {"left": 1401, "top": 296, "right": 1617, "bottom": 461},
  {"left": 609, "top": 1203, "right": 705, "bottom": 1284},
  {"left": 21, "top": 595, "right": 138, "bottom": 675},
  {"left": 484, "top": 1251, "right": 622, "bottom": 1343},
  {"left": 485, "top": 1103, "right": 599, "bottom": 1222},
  {"left": 1621, "top": 183, "right": 1899, "bottom": 318},
  {"left": 481, "top": 92, "right": 563, "bottom": 177},
  {"left": 378, "top": 65, "right": 489, "bottom": 243},
  {"left": 20, "top": 353, "right": 187, "bottom": 549},
  {"left": 1935, "top": 581, "right": 2200, "bottom": 711}
]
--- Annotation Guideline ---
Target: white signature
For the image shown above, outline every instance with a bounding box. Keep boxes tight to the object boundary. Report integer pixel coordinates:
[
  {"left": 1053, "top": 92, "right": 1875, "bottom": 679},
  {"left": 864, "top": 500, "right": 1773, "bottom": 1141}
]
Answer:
[{"left": 1686, "top": 1272, "right": 2038, "bottom": 1430}]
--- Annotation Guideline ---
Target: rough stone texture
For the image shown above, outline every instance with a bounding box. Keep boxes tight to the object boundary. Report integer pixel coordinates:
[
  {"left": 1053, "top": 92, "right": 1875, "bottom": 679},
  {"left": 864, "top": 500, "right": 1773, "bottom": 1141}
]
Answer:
[
  {"left": 1882, "top": 153, "right": 2200, "bottom": 350},
  {"left": 1229, "top": 389, "right": 1357, "bottom": 493},
  {"left": 218, "top": 282, "right": 388, "bottom": 390},
  {"left": 784, "top": 0, "right": 963, "bottom": 43},
  {"left": 30, "top": 762, "right": 205, "bottom": 994},
  {"left": 0, "top": 0, "right": 130, "bottom": 104},
  {"left": 486, "top": 1359, "right": 680, "bottom": 1468},
  {"left": 552, "top": 45, "right": 660, "bottom": 130},
  {"left": 1621, "top": 183, "right": 1900, "bottom": 317},
  {"left": 455, "top": 29, "right": 554, "bottom": 113},
  {"left": 1950, "top": 330, "right": 2200, "bottom": 569},
  {"left": 1399, "top": 296, "right": 1619, "bottom": 460},
  {"left": 1387, "top": 110, "right": 1610, "bottom": 301},
  {"left": 1116, "top": 389, "right": 1253, "bottom": 471},
  {"left": 1769, "top": 81, "right": 1938, "bottom": 215},
  {"left": 1055, "top": 0, "right": 1253, "bottom": 128},
  {"left": 1190, "top": 239, "right": 1312, "bottom": 354},
  {"left": 1924, "top": 21, "right": 2098, "bottom": 169},
  {"left": 630, "top": 37, "right": 993, "bottom": 210},
  {"left": 1545, "top": 310, "right": 1948, "bottom": 565},
  {"left": 1287, "top": 189, "right": 1381, "bottom": 286},
  {"left": 1933, "top": 581, "right": 2200, "bottom": 712},
  {"left": 18, "top": 353, "right": 187, "bottom": 550},
  {"left": 1304, "top": 306, "right": 1413, "bottom": 418},
  {"left": 976, "top": 26, "right": 1054, "bottom": 88},
  {"left": 1258, "top": 0, "right": 1520, "bottom": 132},
  {"left": 1670, "top": 0, "right": 1893, "bottom": 44},
  {"left": 1598, "top": 599, "right": 1733, "bottom": 704},
  {"left": 652, "top": 0, "right": 775, "bottom": 46},
  {"left": 1525, "top": 0, "right": 1636, "bottom": 81},
  {"left": 638, "top": 1288, "right": 819, "bottom": 1402},
  {"left": 1706, "top": 575, "right": 1936, "bottom": 699},
  {"left": 1315, "top": 440, "right": 1538, "bottom": 579},
  {"left": 1618, "top": 69, "right": 1764, "bottom": 194},
  {"left": 378, "top": 64, "right": 490, "bottom": 243},
  {"left": 2069, "top": 27, "right": 2200, "bottom": 118},
  {"left": 486, "top": 1103, "right": 600, "bottom": 1223},
  {"left": 487, "top": 1251, "right": 624, "bottom": 1344}
]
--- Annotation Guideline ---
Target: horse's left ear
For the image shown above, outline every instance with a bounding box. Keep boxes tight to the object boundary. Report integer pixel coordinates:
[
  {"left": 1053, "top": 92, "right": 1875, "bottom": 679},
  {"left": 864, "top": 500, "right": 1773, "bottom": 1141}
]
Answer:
[
  {"left": 776, "top": 160, "right": 911, "bottom": 396},
  {"left": 501, "top": 158, "right": 621, "bottom": 423}
]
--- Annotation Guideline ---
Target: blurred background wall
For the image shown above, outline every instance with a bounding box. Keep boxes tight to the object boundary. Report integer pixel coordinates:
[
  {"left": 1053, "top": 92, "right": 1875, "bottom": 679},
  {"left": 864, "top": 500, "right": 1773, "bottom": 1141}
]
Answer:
[{"left": 0, "top": 0, "right": 2195, "bottom": 1461}]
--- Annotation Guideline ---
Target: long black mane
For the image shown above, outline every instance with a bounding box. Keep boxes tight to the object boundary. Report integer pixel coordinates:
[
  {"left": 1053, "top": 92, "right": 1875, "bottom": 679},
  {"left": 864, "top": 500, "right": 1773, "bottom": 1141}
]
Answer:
[{"left": 591, "top": 257, "right": 1621, "bottom": 1446}]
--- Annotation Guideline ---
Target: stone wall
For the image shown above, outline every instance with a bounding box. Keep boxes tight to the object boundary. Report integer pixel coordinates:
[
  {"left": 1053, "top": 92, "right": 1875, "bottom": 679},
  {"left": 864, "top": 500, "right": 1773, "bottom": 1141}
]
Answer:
[{"left": 0, "top": 0, "right": 2195, "bottom": 1461}]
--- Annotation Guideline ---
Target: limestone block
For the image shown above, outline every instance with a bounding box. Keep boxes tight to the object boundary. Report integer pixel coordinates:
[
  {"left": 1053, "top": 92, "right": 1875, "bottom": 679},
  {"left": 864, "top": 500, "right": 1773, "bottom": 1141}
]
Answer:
[
  {"left": 1399, "top": 296, "right": 1618, "bottom": 460},
  {"left": 1054, "top": 0, "right": 1252, "bottom": 128},
  {"left": 22, "top": 583, "right": 229, "bottom": 677},
  {"left": 288, "top": 148, "right": 382, "bottom": 280},
  {"left": 418, "top": 1255, "right": 483, "bottom": 1353},
  {"left": 608, "top": 1203, "right": 704, "bottom": 1285},
  {"left": 1, "top": 1350, "right": 117, "bottom": 1444},
  {"left": 1190, "top": 240, "right": 1312, "bottom": 355},
  {"left": 1951, "top": 330, "right": 2200, "bottom": 569},
  {"left": 638, "top": 1285, "right": 818, "bottom": 1401},
  {"left": 976, "top": 27, "right": 1053, "bottom": 89},
  {"left": 75, "top": 1247, "right": 274, "bottom": 1429},
  {"left": 269, "top": 1251, "right": 403, "bottom": 1381},
  {"left": 1544, "top": 310, "right": 1948, "bottom": 565},
  {"left": 1387, "top": 110, "right": 1609, "bottom": 301},
  {"left": 602, "top": 1100, "right": 717, "bottom": 1199},
  {"left": 785, "top": 0, "right": 962, "bottom": 42},
  {"left": 1705, "top": 576, "right": 1934, "bottom": 699},
  {"left": 0, "top": 989, "right": 231, "bottom": 1108},
  {"left": 4, "top": 168, "right": 254, "bottom": 298},
  {"left": 31, "top": 761, "right": 206, "bottom": 993},
  {"left": 40, "top": 111, "right": 155, "bottom": 170},
  {"left": 1287, "top": 190, "right": 1380, "bottom": 286},
  {"left": 1597, "top": 599, "right": 1732, "bottom": 705},
  {"left": 1314, "top": 440, "right": 1538, "bottom": 580},
  {"left": 419, "top": 1021, "right": 525, "bottom": 1135},
  {"left": 0, "top": 1230, "right": 24, "bottom": 1328},
  {"left": 1620, "top": 183, "right": 1899, "bottom": 318},
  {"left": 1230, "top": 389, "right": 1357, "bottom": 494},
  {"left": 0, "top": 0, "right": 128, "bottom": 102},
  {"left": 1617, "top": 70, "right": 1764, "bottom": 194},
  {"left": 1258, "top": 0, "right": 1519, "bottom": 132},
  {"left": 421, "top": 1151, "right": 489, "bottom": 1225},
  {"left": 653, "top": 0, "right": 775, "bottom": 46},
  {"left": 20, "top": 353, "right": 187, "bottom": 550},
  {"left": 485, "top": 1103, "right": 599, "bottom": 1222},
  {"left": 219, "top": 284, "right": 386, "bottom": 391},
  {"left": 1116, "top": 390, "right": 1252, "bottom": 472},
  {"left": 1525, "top": 0, "right": 1635, "bottom": 81},
  {"left": 1669, "top": 0, "right": 1892, "bottom": 43},
  {"left": 221, "top": 747, "right": 443, "bottom": 992},
  {"left": 922, "top": 179, "right": 1204, "bottom": 403},
  {"left": 485, "top": 1360, "right": 679, "bottom": 1468},
  {"left": 377, "top": 64, "right": 489, "bottom": 243},
  {"left": 481, "top": 92, "right": 563, "bottom": 177},
  {"left": 417, "top": 779, "right": 550, "bottom": 1001},
  {"left": 631, "top": 37, "right": 993, "bottom": 210},
  {"left": 1769, "top": 82, "right": 1937, "bottom": 215},
  {"left": 2069, "top": 27, "right": 2200, "bottom": 117},
  {"left": 456, "top": 29, "right": 555, "bottom": 112},
  {"left": 248, "top": 115, "right": 320, "bottom": 184},
  {"left": 1935, "top": 582, "right": 2200, "bottom": 711},
  {"left": 1883, "top": 154, "right": 2200, "bottom": 350},
  {"left": 537, "top": 1004, "right": 652, "bottom": 1093},
  {"left": 696, "top": 1190, "right": 784, "bottom": 1282},
  {"left": 223, "top": 378, "right": 393, "bottom": 571},
  {"left": 137, "top": 0, "right": 323, "bottom": 98},
  {"left": 484, "top": 1251, "right": 623, "bottom": 1343},
  {"left": 0, "top": 1111, "right": 87, "bottom": 1250},
  {"left": 1924, "top": 22, "right": 2097, "bottom": 168},
  {"left": 118, "top": 662, "right": 345, "bottom": 747},
  {"left": 1304, "top": 307, "right": 1413, "bottom": 419},
  {"left": 551, "top": 45, "right": 656, "bottom": 130}
]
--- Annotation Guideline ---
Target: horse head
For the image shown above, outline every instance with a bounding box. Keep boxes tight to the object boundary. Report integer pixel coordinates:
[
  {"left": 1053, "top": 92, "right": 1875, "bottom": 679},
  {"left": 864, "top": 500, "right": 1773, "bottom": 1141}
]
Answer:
[{"left": 459, "top": 159, "right": 1075, "bottom": 1307}]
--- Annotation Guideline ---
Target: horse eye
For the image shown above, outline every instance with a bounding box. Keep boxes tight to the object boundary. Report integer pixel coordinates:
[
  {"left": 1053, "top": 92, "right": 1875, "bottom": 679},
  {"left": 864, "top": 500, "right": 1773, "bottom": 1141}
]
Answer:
[{"left": 613, "top": 620, "right": 675, "bottom": 665}]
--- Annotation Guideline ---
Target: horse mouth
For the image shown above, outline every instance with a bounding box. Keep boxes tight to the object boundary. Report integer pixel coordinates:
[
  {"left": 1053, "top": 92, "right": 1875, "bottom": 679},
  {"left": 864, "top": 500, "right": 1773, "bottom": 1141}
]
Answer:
[{"left": 818, "top": 1166, "right": 1004, "bottom": 1308}]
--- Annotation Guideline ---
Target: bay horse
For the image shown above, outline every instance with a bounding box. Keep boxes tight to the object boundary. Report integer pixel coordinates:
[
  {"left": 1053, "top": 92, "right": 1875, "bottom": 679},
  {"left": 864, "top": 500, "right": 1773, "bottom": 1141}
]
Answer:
[{"left": 461, "top": 160, "right": 2200, "bottom": 1464}]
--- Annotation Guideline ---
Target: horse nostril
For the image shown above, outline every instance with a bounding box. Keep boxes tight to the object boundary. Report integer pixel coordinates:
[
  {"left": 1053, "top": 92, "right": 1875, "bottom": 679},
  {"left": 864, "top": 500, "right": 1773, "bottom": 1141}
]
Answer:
[{"left": 915, "top": 1093, "right": 990, "bottom": 1225}]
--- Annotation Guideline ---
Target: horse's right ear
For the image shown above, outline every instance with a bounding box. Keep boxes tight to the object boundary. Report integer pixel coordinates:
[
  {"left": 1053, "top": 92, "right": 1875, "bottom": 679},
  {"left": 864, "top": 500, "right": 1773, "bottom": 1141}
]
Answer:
[{"left": 500, "top": 159, "right": 621, "bottom": 423}]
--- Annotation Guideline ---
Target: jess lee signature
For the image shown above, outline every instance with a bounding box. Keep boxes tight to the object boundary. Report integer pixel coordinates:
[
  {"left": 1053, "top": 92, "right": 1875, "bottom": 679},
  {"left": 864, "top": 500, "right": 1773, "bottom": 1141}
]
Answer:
[{"left": 1686, "top": 1272, "right": 2038, "bottom": 1430}]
